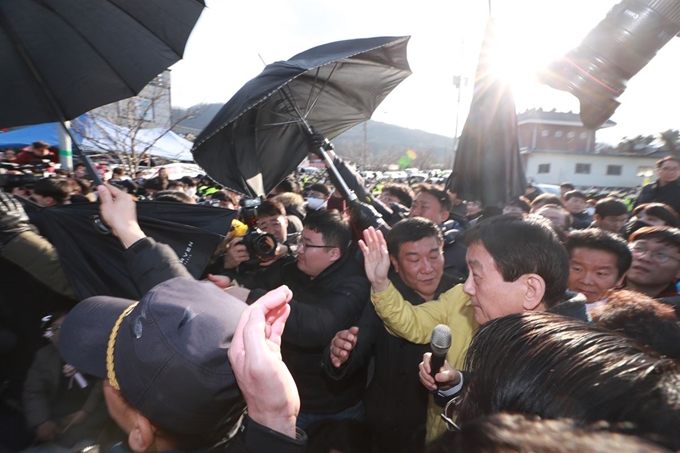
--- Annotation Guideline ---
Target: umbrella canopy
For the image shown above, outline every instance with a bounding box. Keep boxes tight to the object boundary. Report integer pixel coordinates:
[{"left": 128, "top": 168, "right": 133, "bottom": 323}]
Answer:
[
  {"left": 192, "top": 36, "right": 411, "bottom": 197},
  {"left": 0, "top": 0, "right": 205, "bottom": 129},
  {"left": 447, "top": 19, "right": 527, "bottom": 208},
  {"left": 36, "top": 201, "right": 235, "bottom": 300}
]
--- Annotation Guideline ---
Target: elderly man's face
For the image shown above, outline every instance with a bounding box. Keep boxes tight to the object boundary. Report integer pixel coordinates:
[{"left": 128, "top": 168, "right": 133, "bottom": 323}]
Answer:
[{"left": 463, "top": 243, "right": 534, "bottom": 325}]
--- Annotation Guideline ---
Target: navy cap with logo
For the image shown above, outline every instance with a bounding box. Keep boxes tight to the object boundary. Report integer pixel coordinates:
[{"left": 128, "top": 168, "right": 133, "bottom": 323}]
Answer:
[{"left": 57, "top": 277, "right": 248, "bottom": 435}]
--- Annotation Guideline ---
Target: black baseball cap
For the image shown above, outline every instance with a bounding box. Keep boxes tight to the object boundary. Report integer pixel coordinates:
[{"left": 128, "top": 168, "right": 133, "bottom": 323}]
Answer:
[{"left": 58, "top": 277, "right": 247, "bottom": 435}]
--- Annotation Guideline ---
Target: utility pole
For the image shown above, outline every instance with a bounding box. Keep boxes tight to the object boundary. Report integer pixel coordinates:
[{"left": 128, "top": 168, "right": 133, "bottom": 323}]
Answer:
[
  {"left": 362, "top": 121, "right": 367, "bottom": 169},
  {"left": 450, "top": 33, "right": 467, "bottom": 169}
]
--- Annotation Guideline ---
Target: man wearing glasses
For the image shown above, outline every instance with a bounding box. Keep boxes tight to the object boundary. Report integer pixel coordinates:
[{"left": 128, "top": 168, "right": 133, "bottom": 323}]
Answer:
[
  {"left": 210, "top": 209, "right": 370, "bottom": 430},
  {"left": 625, "top": 226, "right": 680, "bottom": 300}
]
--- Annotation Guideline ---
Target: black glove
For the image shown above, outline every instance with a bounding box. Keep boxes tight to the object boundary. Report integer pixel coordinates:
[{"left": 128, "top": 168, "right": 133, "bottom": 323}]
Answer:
[
  {"left": 348, "top": 199, "right": 388, "bottom": 232},
  {"left": 0, "top": 191, "right": 32, "bottom": 251},
  {"left": 306, "top": 128, "right": 334, "bottom": 158}
]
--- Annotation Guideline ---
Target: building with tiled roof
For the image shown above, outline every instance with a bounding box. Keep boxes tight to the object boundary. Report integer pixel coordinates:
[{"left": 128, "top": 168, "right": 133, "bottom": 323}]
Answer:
[{"left": 518, "top": 109, "right": 669, "bottom": 188}]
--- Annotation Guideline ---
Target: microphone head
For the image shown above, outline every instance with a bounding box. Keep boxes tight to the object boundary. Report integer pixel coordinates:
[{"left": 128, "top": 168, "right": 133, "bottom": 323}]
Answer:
[{"left": 431, "top": 324, "right": 452, "bottom": 355}]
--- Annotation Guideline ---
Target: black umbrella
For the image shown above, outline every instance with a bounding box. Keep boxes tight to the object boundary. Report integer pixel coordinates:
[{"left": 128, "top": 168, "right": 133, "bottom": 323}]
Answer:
[
  {"left": 35, "top": 201, "right": 235, "bottom": 300},
  {"left": 0, "top": 0, "right": 205, "bottom": 183},
  {"left": 0, "top": 0, "right": 204, "bottom": 129},
  {"left": 447, "top": 19, "right": 527, "bottom": 208},
  {"left": 192, "top": 36, "right": 412, "bottom": 198}
]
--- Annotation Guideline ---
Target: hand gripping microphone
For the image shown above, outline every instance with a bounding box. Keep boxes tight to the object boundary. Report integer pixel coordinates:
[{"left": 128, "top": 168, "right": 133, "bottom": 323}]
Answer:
[{"left": 430, "top": 324, "right": 452, "bottom": 385}]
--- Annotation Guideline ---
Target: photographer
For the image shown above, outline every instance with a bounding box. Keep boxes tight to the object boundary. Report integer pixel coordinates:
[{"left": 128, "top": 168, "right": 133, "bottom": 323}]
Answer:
[
  {"left": 219, "top": 200, "right": 296, "bottom": 278},
  {"left": 209, "top": 209, "right": 370, "bottom": 430}
]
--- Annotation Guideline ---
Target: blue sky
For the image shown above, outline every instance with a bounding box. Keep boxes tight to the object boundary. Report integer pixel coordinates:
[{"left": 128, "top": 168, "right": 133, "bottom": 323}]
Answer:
[{"left": 170, "top": 0, "right": 680, "bottom": 145}]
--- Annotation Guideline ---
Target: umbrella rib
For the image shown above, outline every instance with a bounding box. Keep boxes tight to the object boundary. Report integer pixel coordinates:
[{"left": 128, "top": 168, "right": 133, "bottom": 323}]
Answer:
[{"left": 303, "top": 63, "right": 338, "bottom": 120}]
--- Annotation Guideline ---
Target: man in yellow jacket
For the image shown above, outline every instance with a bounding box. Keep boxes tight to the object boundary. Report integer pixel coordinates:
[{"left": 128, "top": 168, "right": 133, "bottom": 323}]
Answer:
[
  {"left": 325, "top": 218, "right": 476, "bottom": 449},
  {"left": 357, "top": 215, "right": 572, "bottom": 444}
]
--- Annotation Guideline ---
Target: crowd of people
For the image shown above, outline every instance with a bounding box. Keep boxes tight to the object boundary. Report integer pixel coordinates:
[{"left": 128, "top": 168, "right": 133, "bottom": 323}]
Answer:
[{"left": 1, "top": 141, "right": 680, "bottom": 453}]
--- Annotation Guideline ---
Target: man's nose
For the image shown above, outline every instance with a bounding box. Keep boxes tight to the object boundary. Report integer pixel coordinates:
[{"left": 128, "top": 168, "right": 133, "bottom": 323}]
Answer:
[
  {"left": 581, "top": 272, "right": 595, "bottom": 284},
  {"left": 421, "top": 259, "right": 434, "bottom": 273},
  {"left": 463, "top": 274, "right": 474, "bottom": 295}
]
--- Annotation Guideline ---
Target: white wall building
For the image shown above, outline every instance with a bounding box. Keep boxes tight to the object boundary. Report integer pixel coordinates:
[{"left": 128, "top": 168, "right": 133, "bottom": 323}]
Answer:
[
  {"left": 522, "top": 149, "right": 662, "bottom": 188},
  {"left": 518, "top": 109, "right": 670, "bottom": 189}
]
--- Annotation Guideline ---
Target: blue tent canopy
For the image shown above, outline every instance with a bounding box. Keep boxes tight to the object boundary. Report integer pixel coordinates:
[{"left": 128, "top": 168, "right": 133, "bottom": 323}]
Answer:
[
  {"left": 0, "top": 115, "right": 193, "bottom": 161},
  {"left": 0, "top": 121, "right": 83, "bottom": 148}
]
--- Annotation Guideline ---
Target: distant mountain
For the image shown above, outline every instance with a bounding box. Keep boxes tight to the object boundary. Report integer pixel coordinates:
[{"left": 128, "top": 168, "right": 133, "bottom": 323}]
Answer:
[{"left": 173, "top": 103, "right": 456, "bottom": 168}]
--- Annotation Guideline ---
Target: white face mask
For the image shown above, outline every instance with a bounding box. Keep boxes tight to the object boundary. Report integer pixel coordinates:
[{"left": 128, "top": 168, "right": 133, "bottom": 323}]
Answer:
[
  {"left": 307, "top": 197, "right": 327, "bottom": 211},
  {"left": 186, "top": 188, "right": 197, "bottom": 197}
]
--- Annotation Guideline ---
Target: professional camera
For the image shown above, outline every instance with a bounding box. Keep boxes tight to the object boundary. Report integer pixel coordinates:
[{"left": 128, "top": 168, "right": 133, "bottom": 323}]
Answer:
[
  {"left": 539, "top": 0, "right": 680, "bottom": 129},
  {"left": 236, "top": 198, "right": 277, "bottom": 264}
]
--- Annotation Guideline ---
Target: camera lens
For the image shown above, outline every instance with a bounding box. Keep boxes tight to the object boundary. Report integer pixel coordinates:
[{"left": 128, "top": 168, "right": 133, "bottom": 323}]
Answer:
[
  {"left": 252, "top": 233, "right": 277, "bottom": 258},
  {"left": 539, "top": 0, "right": 680, "bottom": 129}
]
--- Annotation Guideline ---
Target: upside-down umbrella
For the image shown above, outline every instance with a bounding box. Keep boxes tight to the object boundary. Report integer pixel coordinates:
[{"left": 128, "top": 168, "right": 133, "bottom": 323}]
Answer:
[
  {"left": 447, "top": 19, "right": 527, "bottom": 208},
  {"left": 33, "top": 201, "right": 235, "bottom": 300},
  {"left": 192, "top": 36, "right": 412, "bottom": 198},
  {"left": 0, "top": 0, "right": 205, "bottom": 183}
]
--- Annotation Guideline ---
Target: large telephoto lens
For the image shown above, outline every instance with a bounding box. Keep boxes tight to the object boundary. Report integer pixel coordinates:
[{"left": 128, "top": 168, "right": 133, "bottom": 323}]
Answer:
[{"left": 539, "top": 0, "right": 680, "bottom": 129}]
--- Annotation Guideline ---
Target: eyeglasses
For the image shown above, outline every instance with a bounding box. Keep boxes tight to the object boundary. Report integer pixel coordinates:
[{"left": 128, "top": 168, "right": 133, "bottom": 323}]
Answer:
[
  {"left": 630, "top": 244, "right": 680, "bottom": 264},
  {"left": 440, "top": 395, "right": 462, "bottom": 432},
  {"left": 297, "top": 241, "right": 335, "bottom": 252}
]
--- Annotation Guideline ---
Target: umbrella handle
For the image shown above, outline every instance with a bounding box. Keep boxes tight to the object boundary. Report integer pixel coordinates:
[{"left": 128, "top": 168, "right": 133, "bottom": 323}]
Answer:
[{"left": 317, "top": 147, "right": 357, "bottom": 202}]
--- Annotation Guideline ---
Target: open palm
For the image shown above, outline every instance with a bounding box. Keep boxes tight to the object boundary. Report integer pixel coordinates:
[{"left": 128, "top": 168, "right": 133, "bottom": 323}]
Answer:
[{"left": 358, "top": 227, "right": 390, "bottom": 291}]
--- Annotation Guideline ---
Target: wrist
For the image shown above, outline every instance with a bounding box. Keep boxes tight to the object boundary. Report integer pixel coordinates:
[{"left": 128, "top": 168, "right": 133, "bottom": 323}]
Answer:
[
  {"left": 247, "top": 412, "right": 297, "bottom": 439},
  {"left": 372, "top": 279, "right": 390, "bottom": 294},
  {"left": 117, "top": 225, "right": 146, "bottom": 249}
]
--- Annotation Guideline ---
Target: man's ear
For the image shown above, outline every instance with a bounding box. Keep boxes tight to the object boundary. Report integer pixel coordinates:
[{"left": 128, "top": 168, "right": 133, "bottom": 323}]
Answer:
[
  {"left": 439, "top": 210, "right": 450, "bottom": 225},
  {"left": 593, "top": 213, "right": 601, "bottom": 224},
  {"left": 390, "top": 255, "right": 399, "bottom": 274},
  {"left": 128, "top": 412, "right": 156, "bottom": 453},
  {"left": 328, "top": 247, "right": 341, "bottom": 263},
  {"left": 522, "top": 274, "right": 546, "bottom": 311}
]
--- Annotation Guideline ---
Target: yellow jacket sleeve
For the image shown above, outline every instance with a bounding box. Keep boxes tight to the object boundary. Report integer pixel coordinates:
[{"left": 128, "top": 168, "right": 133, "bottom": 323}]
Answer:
[{"left": 371, "top": 283, "right": 475, "bottom": 345}]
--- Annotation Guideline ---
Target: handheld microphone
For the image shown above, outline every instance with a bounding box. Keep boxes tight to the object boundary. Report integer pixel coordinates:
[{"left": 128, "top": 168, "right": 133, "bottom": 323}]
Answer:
[{"left": 430, "top": 324, "right": 452, "bottom": 386}]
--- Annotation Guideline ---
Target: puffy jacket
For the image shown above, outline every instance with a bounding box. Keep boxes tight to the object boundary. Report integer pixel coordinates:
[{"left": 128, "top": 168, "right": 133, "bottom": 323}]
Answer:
[{"left": 239, "top": 252, "right": 371, "bottom": 414}]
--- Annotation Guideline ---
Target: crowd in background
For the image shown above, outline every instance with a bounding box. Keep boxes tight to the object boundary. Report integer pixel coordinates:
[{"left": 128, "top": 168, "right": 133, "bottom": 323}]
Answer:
[{"left": 2, "top": 141, "right": 680, "bottom": 452}]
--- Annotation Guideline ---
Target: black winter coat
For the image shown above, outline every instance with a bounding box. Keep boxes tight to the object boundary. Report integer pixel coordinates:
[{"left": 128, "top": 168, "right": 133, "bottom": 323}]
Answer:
[
  {"left": 634, "top": 178, "right": 680, "bottom": 215},
  {"left": 239, "top": 252, "right": 371, "bottom": 414},
  {"left": 323, "top": 270, "right": 458, "bottom": 453}
]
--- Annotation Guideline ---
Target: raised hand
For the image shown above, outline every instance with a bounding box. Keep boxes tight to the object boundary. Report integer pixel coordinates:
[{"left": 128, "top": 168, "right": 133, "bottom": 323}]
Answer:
[
  {"left": 358, "top": 226, "right": 390, "bottom": 292},
  {"left": 330, "top": 326, "right": 359, "bottom": 368},
  {"left": 97, "top": 184, "right": 146, "bottom": 248},
  {"left": 228, "top": 285, "right": 299, "bottom": 438}
]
